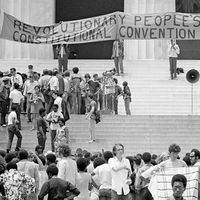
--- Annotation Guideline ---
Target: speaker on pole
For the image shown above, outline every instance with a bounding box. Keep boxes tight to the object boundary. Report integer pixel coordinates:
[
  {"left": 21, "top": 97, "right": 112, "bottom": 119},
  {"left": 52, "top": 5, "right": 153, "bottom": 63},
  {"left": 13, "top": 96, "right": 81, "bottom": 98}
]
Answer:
[
  {"left": 186, "top": 69, "right": 199, "bottom": 84},
  {"left": 186, "top": 69, "right": 200, "bottom": 114}
]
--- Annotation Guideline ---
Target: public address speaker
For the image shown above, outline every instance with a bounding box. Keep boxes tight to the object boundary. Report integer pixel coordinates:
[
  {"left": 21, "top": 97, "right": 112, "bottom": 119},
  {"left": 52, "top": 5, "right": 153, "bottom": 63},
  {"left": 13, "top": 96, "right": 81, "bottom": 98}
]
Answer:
[{"left": 186, "top": 69, "right": 200, "bottom": 84}]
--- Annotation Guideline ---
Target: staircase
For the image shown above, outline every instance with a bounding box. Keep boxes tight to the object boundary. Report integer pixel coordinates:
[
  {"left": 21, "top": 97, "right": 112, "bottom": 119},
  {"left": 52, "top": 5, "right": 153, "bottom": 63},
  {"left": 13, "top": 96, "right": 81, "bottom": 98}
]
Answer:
[
  {"left": 0, "top": 114, "right": 199, "bottom": 157},
  {"left": 0, "top": 59, "right": 200, "bottom": 156},
  {"left": 1, "top": 59, "right": 200, "bottom": 115}
]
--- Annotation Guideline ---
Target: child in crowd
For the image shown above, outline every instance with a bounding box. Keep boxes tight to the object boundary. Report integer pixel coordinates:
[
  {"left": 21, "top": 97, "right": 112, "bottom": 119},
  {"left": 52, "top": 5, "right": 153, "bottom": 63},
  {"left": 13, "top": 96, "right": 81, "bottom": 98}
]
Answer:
[
  {"left": 54, "top": 118, "right": 70, "bottom": 153},
  {"left": 74, "top": 158, "right": 92, "bottom": 200},
  {"left": 46, "top": 104, "right": 63, "bottom": 152}
]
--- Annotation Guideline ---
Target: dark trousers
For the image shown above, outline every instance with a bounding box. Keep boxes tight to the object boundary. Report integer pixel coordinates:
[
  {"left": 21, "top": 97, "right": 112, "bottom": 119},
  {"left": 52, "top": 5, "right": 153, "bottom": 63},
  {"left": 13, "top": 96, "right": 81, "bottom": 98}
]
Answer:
[
  {"left": 7, "top": 124, "right": 22, "bottom": 151},
  {"left": 12, "top": 103, "right": 21, "bottom": 129},
  {"left": 1, "top": 112, "right": 6, "bottom": 125},
  {"left": 81, "top": 96, "right": 86, "bottom": 114},
  {"left": 26, "top": 94, "right": 31, "bottom": 121},
  {"left": 37, "top": 132, "right": 46, "bottom": 150},
  {"left": 169, "top": 57, "right": 177, "bottom": 79},
  {"left": 114, "top": 99, "right": 118, "bottom": 114},
  {"left": 58, "top": 54, "right": 68, "bottom": 73},
  {"left": 138, "top": 187, "right": 153, "bottom": 200},
  {"left": 114, "top": 56, "right": 124, "bottom": 74},
  {"left": 99, "top": 189, "right": 112, "bottom": 200},
  {"left": 99, "top": 93, "right": 103, "bottom": 110},
  {"left": 106, "top": 94, "right": 114, "bottom": 112},
  {"left": 46, "top": 95, "right": 54, "bottom": 114},
  {"left": 63, "top": 92, "right": 73, "bottom": 114},
  {"left": 111, "top": 190, "right": 130, "bottom": 200},
  {"left": 50, "top": 130, "right": 56, "bottom": 152},
  {"left": 0, "top": 101, "right": 7, "bottom": 125},
  {"left": 71, "top": 92, "right": 81, "bottom": 114}
]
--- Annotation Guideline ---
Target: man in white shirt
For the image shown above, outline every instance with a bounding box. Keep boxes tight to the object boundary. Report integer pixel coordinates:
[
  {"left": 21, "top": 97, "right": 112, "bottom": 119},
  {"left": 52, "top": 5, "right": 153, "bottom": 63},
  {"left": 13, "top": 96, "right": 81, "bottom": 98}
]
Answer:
[
  {"left": 9, "top": 83, "right": 24, "bottom": 130},
  {"left": 168, "top": 39, "right": 180, "bottom": 80},
  {"left": 93, "top": 151, "right": 113, "bottom": 200},
  {"left": 10, "top": 68, "right": 23, "bottom": 91},
  {"left": 7, "top": 105, "right": 22, "bottom": 153},
  {"left": 52, "top": 91, "right": 63, "bottom": 113},
  {"left": 109, "top": 144, "right": 132, "bottom": 200},
  {"left": 23, "top": 75, "right": 38, "bottom": 122},
  {"left": 46, "top": 71, "right": 59, "bottom": 113}
]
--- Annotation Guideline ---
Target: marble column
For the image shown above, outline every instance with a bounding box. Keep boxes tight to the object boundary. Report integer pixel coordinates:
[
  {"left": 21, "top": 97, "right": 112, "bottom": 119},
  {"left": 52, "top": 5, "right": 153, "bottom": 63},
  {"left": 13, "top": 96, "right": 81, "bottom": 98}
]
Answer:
[
  {"left": 0, "top": 0, "right": 54, "bottom": 59},
  {"left": 124, "top": 0, "right": 175, "bottom": 60}
]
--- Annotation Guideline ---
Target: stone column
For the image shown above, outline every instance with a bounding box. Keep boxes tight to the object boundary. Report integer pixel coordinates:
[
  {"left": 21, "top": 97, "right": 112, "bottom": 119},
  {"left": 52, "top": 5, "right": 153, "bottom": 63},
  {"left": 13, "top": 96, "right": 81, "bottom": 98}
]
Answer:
[
  {"left": 0, "top": 0, "right": 54, "bottom": 59},
  {"left": 124, "top": 0, "right": 175, "bottom": 60}
]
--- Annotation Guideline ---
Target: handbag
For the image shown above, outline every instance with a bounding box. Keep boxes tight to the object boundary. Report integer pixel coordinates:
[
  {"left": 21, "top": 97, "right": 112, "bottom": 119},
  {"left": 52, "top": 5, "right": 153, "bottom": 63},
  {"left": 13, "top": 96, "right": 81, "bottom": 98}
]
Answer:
[{"left": 94, "top": 110, "right": 101, "bottom": 124}]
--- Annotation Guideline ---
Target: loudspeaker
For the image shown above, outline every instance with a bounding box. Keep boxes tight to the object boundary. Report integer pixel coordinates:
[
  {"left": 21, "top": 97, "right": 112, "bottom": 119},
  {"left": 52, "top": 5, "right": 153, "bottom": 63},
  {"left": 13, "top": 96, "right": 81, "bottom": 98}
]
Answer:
[{"left": 186, "top": 69, "right": 200, "bottom": 84}]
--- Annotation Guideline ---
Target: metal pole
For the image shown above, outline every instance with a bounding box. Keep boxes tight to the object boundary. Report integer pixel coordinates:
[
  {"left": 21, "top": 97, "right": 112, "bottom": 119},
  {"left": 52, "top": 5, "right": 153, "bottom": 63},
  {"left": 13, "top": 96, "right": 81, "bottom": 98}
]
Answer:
[{"left": 191, "top": 83, "right": 193, "bottom": 115}]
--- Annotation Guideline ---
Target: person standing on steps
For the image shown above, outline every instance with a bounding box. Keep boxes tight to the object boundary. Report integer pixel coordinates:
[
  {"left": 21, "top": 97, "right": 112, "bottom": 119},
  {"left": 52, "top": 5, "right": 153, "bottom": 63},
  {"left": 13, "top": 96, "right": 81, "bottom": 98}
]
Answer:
[
  {"left": 111, "top": 39, "right": 124, "bottom": 76},
  {"left": 113, "top": 78, "right": 122, "bottom": 115},
  {"left": 86, "top": 93, "right": 97, "bottom": 143},
  {"left": 6, "top": 105, "right": 22, "bottom": 153},
  {"left": 36, "top": 108, "right": 48, "bottom": 151},
  {"left": 56, "top": 43, "right": 70, "bottom": 73},
  {"left": 122, "top": 81, "right": 131, "bottom": 115},
  {"left": 168, "top": 39, "right": 180, "bottom": 80},
  {"left": 9, "top": 83, "right": 24, "bottom": 130}
]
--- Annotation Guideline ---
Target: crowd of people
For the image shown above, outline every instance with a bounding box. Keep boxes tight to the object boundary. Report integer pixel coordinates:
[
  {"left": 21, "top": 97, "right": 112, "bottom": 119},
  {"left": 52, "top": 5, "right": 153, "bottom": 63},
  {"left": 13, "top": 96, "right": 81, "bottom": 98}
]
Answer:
[
  {"left": 0, "top": 143, "right": 197, "bottom": 200},
  {"left": 0, "top": 64, "right": 132, "bottom": 151}
]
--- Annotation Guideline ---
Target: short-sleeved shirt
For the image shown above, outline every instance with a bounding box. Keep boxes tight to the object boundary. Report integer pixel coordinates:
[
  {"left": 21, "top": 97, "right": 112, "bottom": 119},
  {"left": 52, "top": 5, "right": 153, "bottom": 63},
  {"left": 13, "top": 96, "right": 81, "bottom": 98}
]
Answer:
[
  {"left": 93, "top": 163, "right": 112, "bottom": 189},
  {"left": 49, "top": 76, "right": 59, "bottom": 91},
  {"left": 88, "top": 80, "right": 100, "bottom": 94},
  {"left": 46, "top": 111, "right": 63, "bottom": 130},
  {"left": 54, "top": 96, "right": 63, "bottom": 113},
  {"left": 38, "top": 75, "right": 51, "bottom": 89},
  {"left": 37, "top": 117, "right": 47, "bottom": 134},
  {"left": 8, "top": 111, "right": 17, "bottom": 125},
  {"left": 115, "top": 85, "right": 122, "bottom": 98},
  {"left": 9, "top": 89, "right": 24, "bottom": 104}
]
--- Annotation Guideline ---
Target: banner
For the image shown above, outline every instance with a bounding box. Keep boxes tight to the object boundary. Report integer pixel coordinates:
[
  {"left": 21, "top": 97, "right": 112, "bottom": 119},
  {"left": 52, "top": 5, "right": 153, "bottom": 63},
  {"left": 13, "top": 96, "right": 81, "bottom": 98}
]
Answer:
[
  {"left": 1, "top": 10, "right": 200, "bottom": 44},
  {"left": 117, "top": 12, "right": 200, "bottom": 40},
  {"left": 0, "top": 10, "right": 117, "bottom": 44},
  {"left": 148, "top": 167, "right": 199, "bottom": 200}
]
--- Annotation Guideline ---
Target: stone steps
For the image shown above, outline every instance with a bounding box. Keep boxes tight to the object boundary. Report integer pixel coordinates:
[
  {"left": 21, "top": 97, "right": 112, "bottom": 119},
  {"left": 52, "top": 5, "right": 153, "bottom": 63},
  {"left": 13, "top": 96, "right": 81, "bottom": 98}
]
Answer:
[{"left": 0, "top": 115, "right": 199, "bottom": 157}]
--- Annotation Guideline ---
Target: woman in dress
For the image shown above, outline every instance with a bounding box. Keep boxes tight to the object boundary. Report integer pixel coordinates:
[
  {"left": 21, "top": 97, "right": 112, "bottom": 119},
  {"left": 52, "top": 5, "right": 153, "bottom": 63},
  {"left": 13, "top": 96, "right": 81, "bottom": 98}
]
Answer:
[
  {"left": 29, "top": 85, "right": 44, "bottom": 130},
  {"left": 54, "top": 118, "right": 70, "bottom": 153}
]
